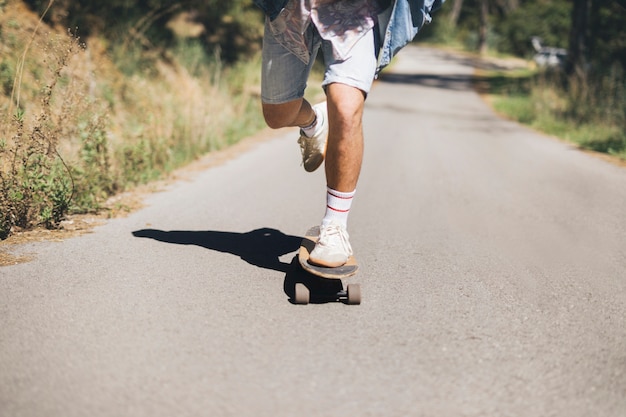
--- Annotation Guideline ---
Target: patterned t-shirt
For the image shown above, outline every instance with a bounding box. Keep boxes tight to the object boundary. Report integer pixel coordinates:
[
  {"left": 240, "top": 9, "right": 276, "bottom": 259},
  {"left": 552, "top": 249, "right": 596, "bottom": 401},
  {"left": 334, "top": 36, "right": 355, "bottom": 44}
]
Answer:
[{"left": 267, "top": 0, "right": 384, "bottom": 64}]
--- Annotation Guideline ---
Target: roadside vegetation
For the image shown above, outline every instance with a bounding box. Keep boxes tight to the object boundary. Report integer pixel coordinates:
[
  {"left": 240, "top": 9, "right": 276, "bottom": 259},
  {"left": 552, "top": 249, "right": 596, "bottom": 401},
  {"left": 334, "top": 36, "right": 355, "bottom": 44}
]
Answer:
[
  {"left": 481, "top": 68, "right": 625, "bottom": 160},
  {"left": 422, "top": 0, "right": 625, "bottom": 161},
  {"left": 0, "top": 0, "right": 266, "bottom": 239},
  {"left": 1, "top": 0, "right": 624, "bottom": 240}
]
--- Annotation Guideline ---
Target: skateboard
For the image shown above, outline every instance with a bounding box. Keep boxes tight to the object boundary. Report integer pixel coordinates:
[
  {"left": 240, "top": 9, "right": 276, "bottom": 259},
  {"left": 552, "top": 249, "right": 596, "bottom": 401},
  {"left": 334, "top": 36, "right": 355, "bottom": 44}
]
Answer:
[{"left": 295, "top": 226, "right": 361, "bottom": 305}]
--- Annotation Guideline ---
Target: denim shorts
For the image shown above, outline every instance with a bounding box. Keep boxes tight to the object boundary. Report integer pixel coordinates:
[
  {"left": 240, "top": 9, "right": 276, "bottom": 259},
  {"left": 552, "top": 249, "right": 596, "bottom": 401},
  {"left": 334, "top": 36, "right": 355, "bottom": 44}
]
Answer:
[{"left": 261, "top": 19, "right": 378, "bottom": 104}]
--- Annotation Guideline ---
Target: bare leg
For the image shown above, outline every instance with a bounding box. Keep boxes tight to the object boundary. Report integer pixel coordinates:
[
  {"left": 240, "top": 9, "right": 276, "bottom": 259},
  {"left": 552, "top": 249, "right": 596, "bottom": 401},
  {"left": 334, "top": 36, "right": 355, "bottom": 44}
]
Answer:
[
  {"left": 262, "top": 98, "right": 315, "bottom": 129},
  {"left": 324, "top": 83, "right": 366, "bottom": 192}
]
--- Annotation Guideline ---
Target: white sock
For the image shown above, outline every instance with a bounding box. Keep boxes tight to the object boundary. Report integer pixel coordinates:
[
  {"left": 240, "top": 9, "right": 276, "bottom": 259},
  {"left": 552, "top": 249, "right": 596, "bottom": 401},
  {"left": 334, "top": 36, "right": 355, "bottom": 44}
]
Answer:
[
  {"left": 321, "top": 187, "right": 355, "bottom": 229},
  {"left": 300, "top": 107, "right": 319, "bottom": 138}
]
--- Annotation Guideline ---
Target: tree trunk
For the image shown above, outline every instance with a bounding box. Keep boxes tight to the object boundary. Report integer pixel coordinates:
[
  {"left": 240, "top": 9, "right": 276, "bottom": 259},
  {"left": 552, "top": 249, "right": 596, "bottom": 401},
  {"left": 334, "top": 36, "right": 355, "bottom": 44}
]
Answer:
[
  {"left": 449, "top": 0, "right": 464, "bottom": 27},
  {"left": 478, "top": 0, "right": 489, "bottom": 55},
  {"left": 567, "top": 0, "right": 590, "bottom": 78}
]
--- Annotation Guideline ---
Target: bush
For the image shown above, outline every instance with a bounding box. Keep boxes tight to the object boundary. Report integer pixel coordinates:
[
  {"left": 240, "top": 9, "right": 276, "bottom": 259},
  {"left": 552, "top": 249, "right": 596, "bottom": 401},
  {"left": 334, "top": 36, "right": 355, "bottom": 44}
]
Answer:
[{"left": 0, "top": 27, "right": 111, "bottom": 237}]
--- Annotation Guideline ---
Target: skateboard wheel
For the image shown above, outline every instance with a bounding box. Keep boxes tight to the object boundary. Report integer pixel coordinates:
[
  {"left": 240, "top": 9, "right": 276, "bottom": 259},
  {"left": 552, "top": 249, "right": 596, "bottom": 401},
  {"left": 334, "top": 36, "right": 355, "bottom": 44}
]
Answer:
[
  {"left": 346, "top": 284, "right": 361, "bottom": 305},
  {"left": 294, "top": 283, "right": 310, "bottom": 305}
]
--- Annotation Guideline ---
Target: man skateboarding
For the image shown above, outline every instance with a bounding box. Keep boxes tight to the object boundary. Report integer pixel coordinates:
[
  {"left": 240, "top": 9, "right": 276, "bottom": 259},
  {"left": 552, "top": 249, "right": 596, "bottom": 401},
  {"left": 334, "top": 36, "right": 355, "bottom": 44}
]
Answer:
[{"left": 253, "top": 0, "right": 444, "bottom": 268}]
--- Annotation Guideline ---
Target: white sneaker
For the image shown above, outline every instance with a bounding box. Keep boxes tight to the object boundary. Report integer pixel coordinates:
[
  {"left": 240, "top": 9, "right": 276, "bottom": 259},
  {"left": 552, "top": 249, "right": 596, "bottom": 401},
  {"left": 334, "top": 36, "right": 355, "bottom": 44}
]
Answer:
[
  {"left": 308, "top": 221, "right": 353, "bottom": 268},
  {"left": 297, "top": 101, "right": 328, "bottom": 172}
]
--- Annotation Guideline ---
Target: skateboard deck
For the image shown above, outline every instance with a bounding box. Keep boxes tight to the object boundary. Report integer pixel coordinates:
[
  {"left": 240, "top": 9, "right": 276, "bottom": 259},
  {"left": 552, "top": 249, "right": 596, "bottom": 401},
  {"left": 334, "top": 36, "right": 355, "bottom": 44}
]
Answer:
[{"left": 295, "top": 226, "right": 361, "bottom": 305}]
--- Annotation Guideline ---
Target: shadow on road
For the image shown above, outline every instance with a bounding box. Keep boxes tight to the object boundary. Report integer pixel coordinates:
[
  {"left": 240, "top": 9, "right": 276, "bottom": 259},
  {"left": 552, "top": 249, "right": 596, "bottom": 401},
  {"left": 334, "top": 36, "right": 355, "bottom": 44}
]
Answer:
[
  {"left": 132, "top": 228, "right": 344, "bottom": 303},
  {"left": 378, "top": 49, "right": 529, "bottom": 93},
  {"left": 132, "top": 227, "right": 300, "bottom": 273},
  {"left": 379, "top": 72, "right": 473, "bottom": 91}
]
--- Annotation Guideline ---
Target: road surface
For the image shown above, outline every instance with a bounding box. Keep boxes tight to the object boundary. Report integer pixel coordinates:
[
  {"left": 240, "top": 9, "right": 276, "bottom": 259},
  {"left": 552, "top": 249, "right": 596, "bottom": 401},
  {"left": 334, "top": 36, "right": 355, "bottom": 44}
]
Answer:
[{"left": 1, "top": 46, "right": 625, "bottom": 416}]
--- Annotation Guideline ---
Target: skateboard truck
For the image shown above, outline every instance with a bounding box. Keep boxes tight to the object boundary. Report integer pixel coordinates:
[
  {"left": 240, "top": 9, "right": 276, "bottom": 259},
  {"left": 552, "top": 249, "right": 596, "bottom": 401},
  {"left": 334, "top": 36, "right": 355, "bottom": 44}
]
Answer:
[{"left": 294, "top": 282, "right": 361, "bottom": 305}]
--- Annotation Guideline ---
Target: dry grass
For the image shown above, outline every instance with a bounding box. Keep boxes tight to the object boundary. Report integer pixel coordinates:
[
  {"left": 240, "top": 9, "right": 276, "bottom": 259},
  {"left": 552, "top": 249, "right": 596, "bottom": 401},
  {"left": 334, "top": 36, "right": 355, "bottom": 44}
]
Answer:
[{"left": 0, "top": 0, "right": 265, "bottom": 240}]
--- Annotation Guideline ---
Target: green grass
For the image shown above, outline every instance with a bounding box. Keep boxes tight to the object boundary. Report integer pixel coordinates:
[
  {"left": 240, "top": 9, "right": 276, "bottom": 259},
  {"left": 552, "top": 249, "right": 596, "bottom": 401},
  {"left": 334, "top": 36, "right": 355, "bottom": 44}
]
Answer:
[{"left": 481, "top": 69, "right": 626, "bottom": 161}]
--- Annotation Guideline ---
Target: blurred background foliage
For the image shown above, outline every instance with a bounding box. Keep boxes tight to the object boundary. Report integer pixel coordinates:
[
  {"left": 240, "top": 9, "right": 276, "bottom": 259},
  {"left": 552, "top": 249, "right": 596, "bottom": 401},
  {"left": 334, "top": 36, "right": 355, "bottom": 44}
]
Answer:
[
  {"left": 0, "top": 0, "right": 624, "bottom": 237},
  {"left": 21, "top": 0, "right": 625, "bottom": 81},
  {"left": 22, "top": 0, "right": 265, "bottom": 64}
]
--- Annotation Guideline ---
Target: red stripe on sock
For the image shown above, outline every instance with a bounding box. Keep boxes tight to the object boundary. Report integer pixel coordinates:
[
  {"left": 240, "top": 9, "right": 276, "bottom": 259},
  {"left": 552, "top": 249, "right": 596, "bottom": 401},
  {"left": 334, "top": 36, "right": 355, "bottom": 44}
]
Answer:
[
  {"left": 327, "top": 205, "right": 350, "bottom": 213},
  {"left": 328, "top": 191, "right": 354, "bottom": 200}
]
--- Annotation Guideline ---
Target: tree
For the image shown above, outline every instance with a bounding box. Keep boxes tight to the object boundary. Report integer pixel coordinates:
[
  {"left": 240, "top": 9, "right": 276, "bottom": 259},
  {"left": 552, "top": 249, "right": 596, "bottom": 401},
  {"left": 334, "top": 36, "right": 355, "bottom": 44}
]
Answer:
[
  {"left": 566, "top": 0, "right": 590, "bottom": 78},
  {"left": 478, "top": 0, "right": 489, "bottom": 55},
  {"left": 23, "top": 0, "right": 264, "bottom": 64},
  {"left": 448, "top": 0, "right": 464, "bottom": 27},
  {"left": 494, "top": 1, "right": 570, "bottom": 58}
]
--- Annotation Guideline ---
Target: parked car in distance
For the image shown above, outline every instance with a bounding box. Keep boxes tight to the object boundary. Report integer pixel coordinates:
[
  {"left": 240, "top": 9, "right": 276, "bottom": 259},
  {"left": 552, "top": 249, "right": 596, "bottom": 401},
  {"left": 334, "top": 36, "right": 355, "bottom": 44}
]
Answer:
[{"left": 531, "top": 36, "right": 567, "bottom": 68}]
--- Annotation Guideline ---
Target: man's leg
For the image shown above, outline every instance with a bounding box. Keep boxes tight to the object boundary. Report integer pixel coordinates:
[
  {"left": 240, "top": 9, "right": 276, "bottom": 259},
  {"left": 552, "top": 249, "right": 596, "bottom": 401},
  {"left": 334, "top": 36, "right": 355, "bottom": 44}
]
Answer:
[
  {"left": 307, "top": 23, "right": 376, "bottom": 267},
  {"left": 324, "top": 83, "right": 366, "bottom": 193},
  {"left": 261, "top": 99, "right": 315, "bottom": 130},
  {"left": 260, "top": 19, "right": 328, "bottom": 172},
  {"left": 307, "top": 83, "right": 365, "bottom": 267},
  {"left": 262, "top": 98, "right": 329, "bottom": 173}
]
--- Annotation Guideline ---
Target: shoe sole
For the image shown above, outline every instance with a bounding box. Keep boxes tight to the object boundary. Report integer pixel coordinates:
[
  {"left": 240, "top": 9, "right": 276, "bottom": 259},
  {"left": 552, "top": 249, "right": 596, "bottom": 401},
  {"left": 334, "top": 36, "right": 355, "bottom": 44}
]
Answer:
[{"left": 303, "top": 153, "right": 324, "bottom": 172}]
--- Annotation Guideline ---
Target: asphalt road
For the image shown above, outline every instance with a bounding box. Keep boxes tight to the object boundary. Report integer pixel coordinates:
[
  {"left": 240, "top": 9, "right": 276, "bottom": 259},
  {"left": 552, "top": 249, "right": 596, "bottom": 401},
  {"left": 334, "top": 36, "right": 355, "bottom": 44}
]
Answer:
[{"left": 1, "top": 46, "right": 625, "bottom": 417}]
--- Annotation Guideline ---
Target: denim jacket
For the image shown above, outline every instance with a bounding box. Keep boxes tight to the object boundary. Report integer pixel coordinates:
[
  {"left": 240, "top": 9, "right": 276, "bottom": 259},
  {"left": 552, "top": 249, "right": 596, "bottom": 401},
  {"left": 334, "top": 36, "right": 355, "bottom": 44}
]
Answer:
[{"left": 252, "top": 0, "right": 444, "bottom": 72}]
